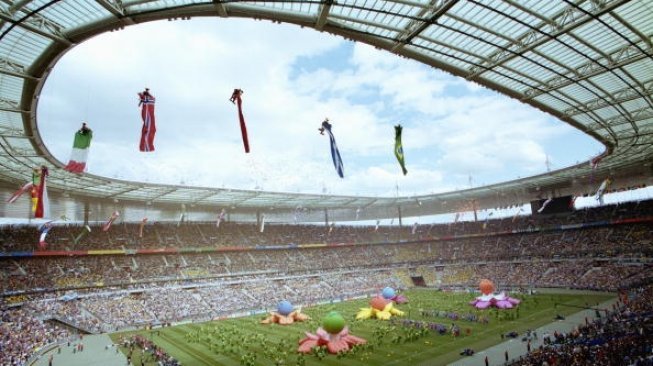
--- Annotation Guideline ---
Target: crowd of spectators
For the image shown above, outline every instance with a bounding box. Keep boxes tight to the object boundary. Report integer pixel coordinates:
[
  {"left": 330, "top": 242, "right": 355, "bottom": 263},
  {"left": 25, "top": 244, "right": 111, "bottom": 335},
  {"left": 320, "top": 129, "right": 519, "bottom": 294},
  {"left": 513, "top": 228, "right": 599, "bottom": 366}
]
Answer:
[
  {"left": 435, "top": 260, "right": 650, "bottom": 290},
  {"left": 4, "top": 270, "right": 403, "bottom": 333},
  {"left": 0, "top": 269, "right": 402, "bottom": 365},
  {"left": 0, "top": 308, "right": 72, "bottom": 366},
  {"left": 1, "top": 228, "right": 650, "bottom": 294},
  {"left": 508, "top": 284, "right": 653, "bottom": 365},
  {"left": 24, "top": 300, "right": 104, "bottom": 333},
  {"left": 0, "top": 199, "right": 651, "bottom": 365},
  {"left": 0, "top": 200, "right": 651, "bottom": 252}
]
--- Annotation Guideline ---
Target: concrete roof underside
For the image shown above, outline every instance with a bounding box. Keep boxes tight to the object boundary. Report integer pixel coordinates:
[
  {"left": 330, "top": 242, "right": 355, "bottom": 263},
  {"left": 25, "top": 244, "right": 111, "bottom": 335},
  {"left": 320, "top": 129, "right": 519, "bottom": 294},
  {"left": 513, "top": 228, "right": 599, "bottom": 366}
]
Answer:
[{"left": 0, "top": 0, "right": 652, "bottom": 222}]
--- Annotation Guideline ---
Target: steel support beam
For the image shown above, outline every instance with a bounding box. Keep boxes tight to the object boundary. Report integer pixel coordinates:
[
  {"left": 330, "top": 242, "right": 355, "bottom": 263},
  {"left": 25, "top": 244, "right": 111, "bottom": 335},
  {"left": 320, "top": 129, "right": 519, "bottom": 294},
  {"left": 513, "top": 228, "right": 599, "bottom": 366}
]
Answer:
[
  {"left": 588, "top": 107, "right": 653, "bottom": 130},
  {"left": 212, "top": 0, "right": 228, "bottom": 17},
  {"left": 191, "top": 190, "right": 221, "bottom": 204},
  {"left": 0, "top": 57, "right": 38, "bottom": 80},
  {"left": 0, "top": 98, "right": 27, "bottom": 113},
  {"left": 315, "top": 0, "right": 333, "bottom": 30},
  {"left": 149, "top": 188, "right": 178, "bottom": 202},
  {"left": 467, "top": 0, "right": 630, "bottom": 79},
  {"left": 391, "top": 0, "right": 458, "bottom": 51},
  {"left": 522, "top": 42, "right": 649, "bottom": 100},
  {"left": 103, "top": 186, "right": 143, "bottom": 199},
  {"left": 564, "top": 79, "right": 653, "bottom": 116},
  {"left": 0, "top": 8, "right": 72, "bottom": 45}
]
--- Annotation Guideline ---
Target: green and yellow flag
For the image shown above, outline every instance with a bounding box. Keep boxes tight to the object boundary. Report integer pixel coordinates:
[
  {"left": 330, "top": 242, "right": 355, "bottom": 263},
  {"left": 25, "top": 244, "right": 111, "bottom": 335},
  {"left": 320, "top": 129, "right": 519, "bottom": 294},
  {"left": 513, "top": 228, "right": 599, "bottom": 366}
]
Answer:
[{"left": 394, "top": 124, "right": 407, "bottom": 175}]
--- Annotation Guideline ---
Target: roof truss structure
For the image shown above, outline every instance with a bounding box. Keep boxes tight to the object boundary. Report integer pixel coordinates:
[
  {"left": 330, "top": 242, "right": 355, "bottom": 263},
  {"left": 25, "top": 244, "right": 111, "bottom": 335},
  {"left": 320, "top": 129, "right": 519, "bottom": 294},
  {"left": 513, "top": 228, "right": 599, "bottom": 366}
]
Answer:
[{"left": 0, "top": 0, "right": 651, "bottom": 221}]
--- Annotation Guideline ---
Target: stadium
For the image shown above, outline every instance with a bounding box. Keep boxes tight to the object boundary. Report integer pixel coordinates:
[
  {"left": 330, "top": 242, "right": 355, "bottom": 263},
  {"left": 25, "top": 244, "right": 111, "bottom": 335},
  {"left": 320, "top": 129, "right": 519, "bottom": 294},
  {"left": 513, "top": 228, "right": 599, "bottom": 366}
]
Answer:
[{"left": 1, "top": 0, "right": 652, "bottom": 365}]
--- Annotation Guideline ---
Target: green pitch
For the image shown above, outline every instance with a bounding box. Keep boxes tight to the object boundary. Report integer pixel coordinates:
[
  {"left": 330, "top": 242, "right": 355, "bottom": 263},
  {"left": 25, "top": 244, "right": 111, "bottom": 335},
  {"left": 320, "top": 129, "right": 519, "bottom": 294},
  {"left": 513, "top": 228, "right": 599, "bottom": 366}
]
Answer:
[{"left": 111, "top": 289, "right": 613, "bottom": 366}]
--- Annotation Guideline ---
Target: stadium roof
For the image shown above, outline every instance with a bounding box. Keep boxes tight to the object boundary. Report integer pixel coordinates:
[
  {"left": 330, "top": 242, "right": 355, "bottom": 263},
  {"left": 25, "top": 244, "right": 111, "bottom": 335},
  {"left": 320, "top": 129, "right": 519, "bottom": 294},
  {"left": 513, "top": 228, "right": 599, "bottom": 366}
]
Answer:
[{"left": 0, "top": 0, "right": 652, "bottom": 220}]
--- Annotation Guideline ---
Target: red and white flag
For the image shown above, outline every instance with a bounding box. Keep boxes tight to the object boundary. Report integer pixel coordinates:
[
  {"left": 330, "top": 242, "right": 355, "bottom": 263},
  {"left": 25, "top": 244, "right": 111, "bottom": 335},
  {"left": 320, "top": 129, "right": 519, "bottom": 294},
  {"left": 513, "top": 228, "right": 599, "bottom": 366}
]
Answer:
[
  {"left": 139, "top": 217, "right": 148, "bottom": 238},
  {"left": 34, "top": 166, "right": 49, "bottom": 219},
  {"left": 7, "top": 182, "right": 33, "bottom": 203},
  {"left": 590, "top": 155, "right": 602, "bottom": 169},
  {"left": 102, "top": 211, "right": 120, "bottom": 232},
  {"left": 229, "top": 88, "right": 250, "bottom": 153},
  {"left": 138, "top": 89, "right": 156, "bottom": 152},
  {"left": 569, "top": 196, "right": 578, "bottom": 209}
]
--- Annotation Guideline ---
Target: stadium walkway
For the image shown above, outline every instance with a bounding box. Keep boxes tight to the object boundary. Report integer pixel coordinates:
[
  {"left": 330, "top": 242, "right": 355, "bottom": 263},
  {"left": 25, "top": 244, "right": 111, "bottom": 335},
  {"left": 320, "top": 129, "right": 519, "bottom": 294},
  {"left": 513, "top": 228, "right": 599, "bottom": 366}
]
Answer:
[
  {"left": 448, "top": 296, "right": 619, "bottom": 366},
  {"left": 31, "top": 334, "right": 127, "bottom": 366}
]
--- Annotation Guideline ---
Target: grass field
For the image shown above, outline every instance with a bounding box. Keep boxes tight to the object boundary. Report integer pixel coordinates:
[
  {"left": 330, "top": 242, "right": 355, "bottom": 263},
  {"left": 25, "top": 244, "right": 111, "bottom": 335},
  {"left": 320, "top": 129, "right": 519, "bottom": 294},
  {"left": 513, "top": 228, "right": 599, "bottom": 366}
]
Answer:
[{"left": 111, "top": 289, "right": 613, "bottom": 366}]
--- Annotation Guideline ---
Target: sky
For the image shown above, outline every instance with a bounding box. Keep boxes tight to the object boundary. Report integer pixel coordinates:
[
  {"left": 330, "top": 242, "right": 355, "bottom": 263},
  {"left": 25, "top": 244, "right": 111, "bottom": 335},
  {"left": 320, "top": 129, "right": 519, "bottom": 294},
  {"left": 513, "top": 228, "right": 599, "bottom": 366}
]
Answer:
[{"left": 37, "top": 18, "right": 606, "bottom": 198}]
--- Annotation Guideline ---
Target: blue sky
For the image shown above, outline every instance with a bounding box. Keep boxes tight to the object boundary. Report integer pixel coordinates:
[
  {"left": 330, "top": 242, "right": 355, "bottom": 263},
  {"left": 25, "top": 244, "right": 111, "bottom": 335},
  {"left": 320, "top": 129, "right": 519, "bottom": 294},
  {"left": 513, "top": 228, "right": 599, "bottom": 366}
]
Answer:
[{"left": 37, "top": 18, "right": 605, "bottom": 198}]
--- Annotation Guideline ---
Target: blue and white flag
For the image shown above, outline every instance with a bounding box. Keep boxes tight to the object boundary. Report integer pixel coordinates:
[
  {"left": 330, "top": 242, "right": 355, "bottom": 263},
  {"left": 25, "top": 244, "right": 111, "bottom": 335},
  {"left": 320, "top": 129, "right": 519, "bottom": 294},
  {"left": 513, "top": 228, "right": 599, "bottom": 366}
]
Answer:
[
  {"left": 319, "top": 119, "right": 344, "bottom": 178},
  {"left": 260, "top": 214, "right": 266, "bottom": 233},
  {"left": 38, "top": 221, "right": 54, "bottom": 249},
  {"left": 217, "top": 208, "right": 226, "bottom": 228},
  {"left": 595, "top": 177, "right": 611, "bottom": 205}
]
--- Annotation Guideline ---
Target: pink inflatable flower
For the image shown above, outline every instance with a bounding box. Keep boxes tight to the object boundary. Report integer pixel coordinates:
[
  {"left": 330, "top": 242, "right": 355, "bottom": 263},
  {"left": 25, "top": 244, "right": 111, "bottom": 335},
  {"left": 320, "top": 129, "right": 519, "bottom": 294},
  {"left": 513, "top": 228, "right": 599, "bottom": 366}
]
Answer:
[
  {"left": 297, "top": 326, "right": 367, "bottom": 354},
  {"left": 391, "top": 294, "right": 408, "bottom": 304},
  {"left": 470, "top": 291, "right": 520, "bottom": 310}
]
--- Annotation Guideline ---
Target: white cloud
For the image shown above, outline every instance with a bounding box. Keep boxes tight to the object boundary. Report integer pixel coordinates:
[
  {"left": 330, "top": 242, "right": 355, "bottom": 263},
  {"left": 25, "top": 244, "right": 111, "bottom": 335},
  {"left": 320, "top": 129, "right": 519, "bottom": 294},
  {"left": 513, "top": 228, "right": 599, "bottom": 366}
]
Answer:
[{"left": 37, "top": 18, "right": 599, "bottom": 198}]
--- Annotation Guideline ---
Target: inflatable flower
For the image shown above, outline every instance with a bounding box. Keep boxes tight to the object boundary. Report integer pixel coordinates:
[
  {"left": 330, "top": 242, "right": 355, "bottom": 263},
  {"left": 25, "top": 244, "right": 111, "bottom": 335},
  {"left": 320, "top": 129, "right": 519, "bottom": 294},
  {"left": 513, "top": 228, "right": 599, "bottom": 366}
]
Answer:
[
  {"left": 479, "top": 279, "right": 495, "bottom": 295},
  {"left": 261, "top": 301, "right": 310, "bottom": 325},
  {"left": 381, "top": 287, "right": 408, "bottom": 304},
  {"left": 470, "top": 291, "right": 521, "bottom": 309},
  {"left": 356, "top": 296, "right": 405, "bottom": 320},
  {"left": 470, "top": 280, "right": 520, "bottom": 309},
  {"left": 298, "top": 312, "right": 366, "bottom": 354}
]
